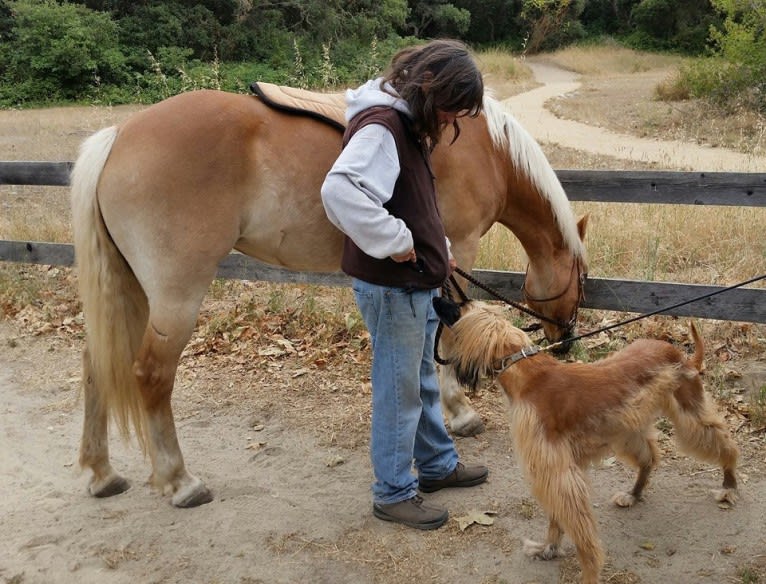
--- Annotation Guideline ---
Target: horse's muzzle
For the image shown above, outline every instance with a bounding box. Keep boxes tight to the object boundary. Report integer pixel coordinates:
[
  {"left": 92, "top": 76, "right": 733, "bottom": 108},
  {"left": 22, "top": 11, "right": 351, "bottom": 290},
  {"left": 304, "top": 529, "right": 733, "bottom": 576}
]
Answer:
[{"left": 550, "top": 329, "right": 575, "bottom": 354}]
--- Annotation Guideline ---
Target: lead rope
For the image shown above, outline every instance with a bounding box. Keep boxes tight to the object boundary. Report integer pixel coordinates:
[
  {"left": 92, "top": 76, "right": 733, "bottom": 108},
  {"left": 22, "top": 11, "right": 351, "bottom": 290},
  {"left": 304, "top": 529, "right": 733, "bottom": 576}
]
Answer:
[
  {"left": 438, "top": 272, "right": 766, "bottom": 367},
  {"left": 542, "top": 273, "right": 766, "bottom": 353},
  {"left": 453, "top": 266, "right": 573, "bottom": 329}
]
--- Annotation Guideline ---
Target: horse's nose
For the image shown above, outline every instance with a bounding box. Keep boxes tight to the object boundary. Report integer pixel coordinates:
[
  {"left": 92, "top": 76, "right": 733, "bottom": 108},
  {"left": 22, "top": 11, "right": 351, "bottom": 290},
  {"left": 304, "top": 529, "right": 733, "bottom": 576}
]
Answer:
[{"left": 550, "top": 328, "right": 575, "bottom": 354}]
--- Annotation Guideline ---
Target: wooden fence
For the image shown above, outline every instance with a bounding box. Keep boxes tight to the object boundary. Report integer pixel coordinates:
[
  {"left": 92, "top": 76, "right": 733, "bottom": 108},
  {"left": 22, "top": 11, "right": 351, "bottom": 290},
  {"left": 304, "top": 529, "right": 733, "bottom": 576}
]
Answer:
[{"left": 1, "top": 161, "right": 765, "bottom": 324}]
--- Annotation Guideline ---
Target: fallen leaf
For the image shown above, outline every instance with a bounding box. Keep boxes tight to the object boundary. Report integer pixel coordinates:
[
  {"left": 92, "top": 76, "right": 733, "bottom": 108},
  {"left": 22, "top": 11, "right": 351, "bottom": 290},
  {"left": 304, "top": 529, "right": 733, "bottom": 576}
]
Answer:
[
  {"left": 258, "top": 346, "right": 286, "bottom": 357},
  {"left": 456, "top": 510, "right": 496, "bottom": 531},
  {"left": 326, "top": 455, "right": 345, "bottom": 467}
]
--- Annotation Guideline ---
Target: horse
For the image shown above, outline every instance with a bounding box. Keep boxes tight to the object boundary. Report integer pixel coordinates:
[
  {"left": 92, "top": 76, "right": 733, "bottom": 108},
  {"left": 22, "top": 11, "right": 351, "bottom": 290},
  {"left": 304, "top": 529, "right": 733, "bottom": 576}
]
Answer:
[{"left": 70, "top": 86, "right": 588, "bottom": 507}]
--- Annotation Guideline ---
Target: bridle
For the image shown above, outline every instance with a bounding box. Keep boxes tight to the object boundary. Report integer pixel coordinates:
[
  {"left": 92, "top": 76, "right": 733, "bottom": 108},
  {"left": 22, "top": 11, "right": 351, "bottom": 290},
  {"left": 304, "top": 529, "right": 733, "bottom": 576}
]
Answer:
[
  {"left": 521, "top": 256, "right": 587, "bottom": 331},
  {"left": 435, "top": 258, "right": 585, "bottom": 366}
]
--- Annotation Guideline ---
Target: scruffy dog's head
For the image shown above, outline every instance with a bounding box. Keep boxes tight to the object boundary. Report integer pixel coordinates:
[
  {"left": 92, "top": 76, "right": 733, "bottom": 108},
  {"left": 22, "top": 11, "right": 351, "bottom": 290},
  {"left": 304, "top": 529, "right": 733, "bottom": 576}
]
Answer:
[{"left": 433, "top": 296, "right": 532, "bottom": 391}]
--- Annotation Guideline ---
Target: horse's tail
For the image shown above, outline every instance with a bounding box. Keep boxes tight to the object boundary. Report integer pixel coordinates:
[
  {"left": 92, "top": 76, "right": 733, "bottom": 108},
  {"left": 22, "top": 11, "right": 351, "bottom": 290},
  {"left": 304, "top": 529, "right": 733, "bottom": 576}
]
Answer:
[{"left": 70, "top": 127, "right": 148, "bottom": 451}]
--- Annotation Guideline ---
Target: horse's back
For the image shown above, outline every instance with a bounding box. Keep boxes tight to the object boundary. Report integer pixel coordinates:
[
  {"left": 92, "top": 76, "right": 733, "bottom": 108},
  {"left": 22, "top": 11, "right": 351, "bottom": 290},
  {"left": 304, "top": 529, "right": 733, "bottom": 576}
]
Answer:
[{"left": 96, "top": 90, "right": 346, "bottom": 288}]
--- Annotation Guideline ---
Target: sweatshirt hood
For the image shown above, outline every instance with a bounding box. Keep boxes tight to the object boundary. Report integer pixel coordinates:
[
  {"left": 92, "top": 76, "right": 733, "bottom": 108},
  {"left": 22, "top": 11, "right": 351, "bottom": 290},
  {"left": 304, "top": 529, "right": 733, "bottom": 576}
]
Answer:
[{"left": 344, "top": 78, "right": 411, "bottom": 122}]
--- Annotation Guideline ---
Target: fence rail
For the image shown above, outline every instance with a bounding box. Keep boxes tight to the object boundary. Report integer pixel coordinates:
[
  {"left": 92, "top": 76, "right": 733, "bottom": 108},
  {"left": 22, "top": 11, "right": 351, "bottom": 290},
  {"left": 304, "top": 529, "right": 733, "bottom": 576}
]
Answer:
[{"left": 2, "top": 162, "right": 765, "bottom": 324}]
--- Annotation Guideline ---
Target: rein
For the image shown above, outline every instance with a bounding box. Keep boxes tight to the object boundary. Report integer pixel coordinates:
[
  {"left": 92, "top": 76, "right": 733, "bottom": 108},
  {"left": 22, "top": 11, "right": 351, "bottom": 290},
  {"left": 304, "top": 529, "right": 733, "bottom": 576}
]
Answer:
[
  {"left": 453, "top": 264, "right": 582, "bottom": 330},
  {"left": 435, "top": 263, "right": 583, "bottom": 366},
  {"left": 440, "top": 272, "right": 766, "bottom": 372},
  {"left": 543, "top": 272, "right": 766, "bottom": 353}
]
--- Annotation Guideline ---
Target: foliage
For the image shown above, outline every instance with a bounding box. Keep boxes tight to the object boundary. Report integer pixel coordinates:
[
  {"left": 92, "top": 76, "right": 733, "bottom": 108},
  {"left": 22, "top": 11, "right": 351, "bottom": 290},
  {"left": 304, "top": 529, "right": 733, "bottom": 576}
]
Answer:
[
  {"left": 674, "top": 0, "right": 766, "bottom": 113},
  {"left": 0, "top": 0, "right": 128, "bottom": 106},
  {"left": 0, "top": 0, "right": 759, "bottom": 111},
  {"left": 453, "top": 0, "right": 525, "bottom": 46},
  {"left": 625, "top": 0, "right": 722, "bottom": 54},
  {"left": 579, "top": 0, "right": 639, "bottom": 35},
  {"left": 519, "top": 0, "right": 586, "bottom": 54},
  {"left": 407, "top": 0, "right": 471, "bottom": 37}
]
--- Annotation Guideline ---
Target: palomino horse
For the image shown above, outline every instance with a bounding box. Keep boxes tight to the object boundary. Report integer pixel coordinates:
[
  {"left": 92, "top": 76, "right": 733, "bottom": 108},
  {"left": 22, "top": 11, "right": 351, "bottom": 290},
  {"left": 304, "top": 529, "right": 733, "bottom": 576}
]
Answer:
[{"left": 70, "top": 87, "right": 587, "bottom": 507}]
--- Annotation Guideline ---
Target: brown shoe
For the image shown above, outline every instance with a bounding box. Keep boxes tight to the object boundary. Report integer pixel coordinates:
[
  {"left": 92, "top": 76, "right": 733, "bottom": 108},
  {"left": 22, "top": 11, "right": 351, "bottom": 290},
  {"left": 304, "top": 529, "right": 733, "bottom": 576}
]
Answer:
[
  {"left": 418, "top": 462, "right": 489, "bottom": 493},
  {"left": 373, "top": 495, "right": 449, "bottom": 530}
]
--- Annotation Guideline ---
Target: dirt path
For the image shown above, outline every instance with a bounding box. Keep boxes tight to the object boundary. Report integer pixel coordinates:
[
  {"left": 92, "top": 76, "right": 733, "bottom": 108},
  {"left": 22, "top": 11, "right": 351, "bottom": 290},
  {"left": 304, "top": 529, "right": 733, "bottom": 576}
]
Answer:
[
  {"left": 2, "top": 319, "right": 764, "bottom": 584},
  {"left": 503, "top": 61, "right": 766, "bottom": 172},
  {"left": 2, "top": 71, "right": 766, "bottom": 584}
]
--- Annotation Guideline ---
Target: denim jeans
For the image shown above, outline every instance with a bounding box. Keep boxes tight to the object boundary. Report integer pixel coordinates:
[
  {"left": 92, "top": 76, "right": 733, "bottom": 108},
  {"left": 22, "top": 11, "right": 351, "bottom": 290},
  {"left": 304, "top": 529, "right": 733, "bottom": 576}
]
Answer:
[{"left": 352, "top": 278, "right": 459, "bottom": 505}]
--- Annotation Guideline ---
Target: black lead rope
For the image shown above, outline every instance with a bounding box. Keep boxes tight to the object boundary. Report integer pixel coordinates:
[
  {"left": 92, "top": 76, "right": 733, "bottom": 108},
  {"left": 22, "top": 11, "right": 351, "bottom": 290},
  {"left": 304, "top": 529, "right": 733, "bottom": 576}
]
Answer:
[
  {"left": 452, "top": 266, "right": 570, "bottom": 328},
  {"left": 436, "top": 272, "right": 766, "bottom": 366},
  {"left": 544, "top": 273, "right": 766, "bottom": 353}
]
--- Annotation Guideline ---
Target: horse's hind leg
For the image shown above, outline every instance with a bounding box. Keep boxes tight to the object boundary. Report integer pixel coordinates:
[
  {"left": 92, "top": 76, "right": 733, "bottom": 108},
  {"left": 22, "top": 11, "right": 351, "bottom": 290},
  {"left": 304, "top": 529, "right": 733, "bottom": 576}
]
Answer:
[
  {"left": 135, "top": 301, "right": 213, "bottom": 508},
  {"left": 438, "top": 364, "right": 485, "bottom": 436},
  {"left": 79, "top": 348, "right": 130, "bottom": 497}
]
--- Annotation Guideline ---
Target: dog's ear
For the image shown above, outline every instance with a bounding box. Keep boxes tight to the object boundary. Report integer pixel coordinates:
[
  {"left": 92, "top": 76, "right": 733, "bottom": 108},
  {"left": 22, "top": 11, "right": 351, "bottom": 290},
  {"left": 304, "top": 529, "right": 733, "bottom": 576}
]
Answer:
[{"left": 433, "top": 296, "right": 462, "bottom": 327}]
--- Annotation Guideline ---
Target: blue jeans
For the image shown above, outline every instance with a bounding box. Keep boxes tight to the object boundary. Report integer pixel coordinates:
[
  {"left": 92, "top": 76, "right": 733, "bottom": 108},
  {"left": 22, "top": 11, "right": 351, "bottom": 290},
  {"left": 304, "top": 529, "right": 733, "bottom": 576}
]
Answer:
[{"left": 352, "top": 278, "right": 459, "bottom": 505}]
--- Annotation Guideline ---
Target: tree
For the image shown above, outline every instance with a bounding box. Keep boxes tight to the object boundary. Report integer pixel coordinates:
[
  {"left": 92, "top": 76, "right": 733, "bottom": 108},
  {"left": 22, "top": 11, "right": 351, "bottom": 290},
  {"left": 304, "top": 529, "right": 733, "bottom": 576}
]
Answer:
[
  {"left": 579, "top": 0, "right": 639, "bottom": 35},
  {"left": 519, "top": 0, "right": 586, "bottom": 53},
  {"left": 629, "top": 0, "right": 719, "bottom": 53},
  {"left": 707, "top": 0, "right": 766, "bottom": 110},
  {"left": 453, "top": 0, "right": 524, "bottom": 45},
  {"left": 0, "top": 0, "right": 127, "bottom": 104},
  {"left": 0, "top": 0, "right": 13, "bottom": 42},
  {"left": 407, "top": 0, "right": 471, "bottom": 37}
]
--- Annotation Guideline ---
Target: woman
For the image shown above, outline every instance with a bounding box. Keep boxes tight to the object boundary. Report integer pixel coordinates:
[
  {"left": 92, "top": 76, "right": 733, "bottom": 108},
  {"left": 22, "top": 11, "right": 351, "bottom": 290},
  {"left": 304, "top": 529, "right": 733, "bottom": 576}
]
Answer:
[{"left": 320, "top": 39, "right": 489, "bottom": 530}]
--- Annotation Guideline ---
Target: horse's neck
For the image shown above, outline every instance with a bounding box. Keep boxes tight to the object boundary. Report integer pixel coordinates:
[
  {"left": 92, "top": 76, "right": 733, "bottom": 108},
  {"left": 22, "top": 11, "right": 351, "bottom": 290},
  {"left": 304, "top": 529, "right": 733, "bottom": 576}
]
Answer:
[{"left": 500, "top": 175, "right": 565, "bottom": 264}]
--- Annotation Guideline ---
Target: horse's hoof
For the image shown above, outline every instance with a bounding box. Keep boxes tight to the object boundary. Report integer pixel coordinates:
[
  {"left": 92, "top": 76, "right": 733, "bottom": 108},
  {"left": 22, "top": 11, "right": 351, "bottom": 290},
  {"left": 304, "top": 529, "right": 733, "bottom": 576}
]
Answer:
[
  {"left": 450, "top": 414, "right": 485, "bottom": 437},
  {"left": 172, "top": 480, "right": 213, "bottom": 508},
  {"left": 90, "top": 474, "right": 131, "bottom": 498}
]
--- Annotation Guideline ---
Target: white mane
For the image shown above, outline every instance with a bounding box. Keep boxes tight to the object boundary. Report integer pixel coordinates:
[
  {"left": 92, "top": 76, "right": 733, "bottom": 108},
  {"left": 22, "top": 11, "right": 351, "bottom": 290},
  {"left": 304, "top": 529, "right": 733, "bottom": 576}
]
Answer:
[{"left": 482, "top": 95, "right": 585, "bottom": 259}]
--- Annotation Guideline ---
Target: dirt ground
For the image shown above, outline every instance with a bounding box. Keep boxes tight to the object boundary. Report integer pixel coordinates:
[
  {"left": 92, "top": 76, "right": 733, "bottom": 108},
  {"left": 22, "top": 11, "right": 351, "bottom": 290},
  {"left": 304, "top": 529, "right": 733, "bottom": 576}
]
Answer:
[{"left": 1, "top": 60, "right": 765, "bottom": 584}]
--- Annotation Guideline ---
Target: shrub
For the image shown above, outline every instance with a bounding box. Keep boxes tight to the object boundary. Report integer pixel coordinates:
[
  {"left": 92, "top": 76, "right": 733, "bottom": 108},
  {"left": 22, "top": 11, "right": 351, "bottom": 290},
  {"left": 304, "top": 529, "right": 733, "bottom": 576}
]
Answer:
[{"left": 0, "top": 0, "right": 128, "bottom": 106}]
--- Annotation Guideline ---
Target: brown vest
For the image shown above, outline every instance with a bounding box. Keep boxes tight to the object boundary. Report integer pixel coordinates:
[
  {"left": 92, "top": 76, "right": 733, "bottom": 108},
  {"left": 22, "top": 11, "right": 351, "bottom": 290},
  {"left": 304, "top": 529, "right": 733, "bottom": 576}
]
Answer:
[{"left": 340, "top": 107, "right": 449, "bottom": 290}]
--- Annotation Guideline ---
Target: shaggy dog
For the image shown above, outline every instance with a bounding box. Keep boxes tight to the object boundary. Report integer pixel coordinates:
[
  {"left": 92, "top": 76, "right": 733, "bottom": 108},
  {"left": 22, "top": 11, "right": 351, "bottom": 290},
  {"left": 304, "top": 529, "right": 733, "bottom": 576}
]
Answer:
[{"left": 433, "top": 297, "right": 739, "bottom": 584}]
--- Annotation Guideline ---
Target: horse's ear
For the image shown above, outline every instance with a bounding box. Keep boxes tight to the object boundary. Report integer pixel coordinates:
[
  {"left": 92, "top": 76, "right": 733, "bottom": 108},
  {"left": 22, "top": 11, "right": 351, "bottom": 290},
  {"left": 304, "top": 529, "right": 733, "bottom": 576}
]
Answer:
[
  {"left": 577, "top": 214, "right": 589, "bottom": 241},
  {"left": 433, "top": 296, "right": 462, "bottom": 327}
]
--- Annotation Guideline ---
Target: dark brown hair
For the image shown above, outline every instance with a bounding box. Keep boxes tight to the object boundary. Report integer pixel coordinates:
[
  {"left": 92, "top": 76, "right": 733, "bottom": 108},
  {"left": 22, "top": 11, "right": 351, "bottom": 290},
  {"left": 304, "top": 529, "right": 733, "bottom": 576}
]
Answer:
[{"left": 382, "top": 39, "right": 484, "bottom": 148}]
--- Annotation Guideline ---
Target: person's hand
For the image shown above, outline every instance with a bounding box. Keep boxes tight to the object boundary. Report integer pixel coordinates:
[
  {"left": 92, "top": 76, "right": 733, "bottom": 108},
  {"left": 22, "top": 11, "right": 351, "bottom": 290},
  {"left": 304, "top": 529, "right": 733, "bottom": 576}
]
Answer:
[
  {"left": 449, "top": 257, "right": 457, "bottom": 272},
  {"left": 391, "top": 249, "right": 417, "bottom": 263}
]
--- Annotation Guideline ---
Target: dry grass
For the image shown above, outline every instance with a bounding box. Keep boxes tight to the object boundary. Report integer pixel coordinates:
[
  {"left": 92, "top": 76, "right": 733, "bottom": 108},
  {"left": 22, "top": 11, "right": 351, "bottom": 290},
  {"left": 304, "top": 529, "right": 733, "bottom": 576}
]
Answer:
[
  {"left": 541, "top": 41, "right": 691, "bottom": 76},
  {"left": 477, "top": 48, "right": 537, "bottom": 98}
]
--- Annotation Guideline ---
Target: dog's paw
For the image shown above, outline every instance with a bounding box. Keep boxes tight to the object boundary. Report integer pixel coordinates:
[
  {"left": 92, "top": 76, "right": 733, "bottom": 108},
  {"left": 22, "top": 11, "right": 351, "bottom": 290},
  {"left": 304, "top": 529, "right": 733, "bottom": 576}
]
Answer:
[
  {"left": 712, "top": 488, "right": 738, "bottom": 505},
  {"left": 523, "top": 539, "right": 559, "bottom": 560},
  {"left": 611, "top": 491, "right": 637, "bottom": 508}
]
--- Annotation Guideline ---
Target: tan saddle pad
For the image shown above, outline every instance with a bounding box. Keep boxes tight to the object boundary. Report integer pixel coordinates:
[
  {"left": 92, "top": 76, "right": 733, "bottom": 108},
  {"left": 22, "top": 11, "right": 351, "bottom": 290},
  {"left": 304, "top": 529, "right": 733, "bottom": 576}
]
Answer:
[{"left": 250, "top": 82, "right": 347, "bottom": 131}]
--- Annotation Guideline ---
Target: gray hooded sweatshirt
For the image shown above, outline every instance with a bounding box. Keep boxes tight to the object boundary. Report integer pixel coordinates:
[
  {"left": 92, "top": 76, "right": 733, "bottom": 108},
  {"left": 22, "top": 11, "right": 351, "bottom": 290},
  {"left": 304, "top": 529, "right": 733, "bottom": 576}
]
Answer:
[{"left": 320, "top": 78, "right": 451, "bottom": 261}]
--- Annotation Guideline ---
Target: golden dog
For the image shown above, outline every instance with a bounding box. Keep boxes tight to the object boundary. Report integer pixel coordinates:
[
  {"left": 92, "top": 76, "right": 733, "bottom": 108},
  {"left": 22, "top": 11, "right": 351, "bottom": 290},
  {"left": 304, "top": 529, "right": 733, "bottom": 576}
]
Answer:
[{"left": 433, "top": 297, "right": 739, "bottom": 584}]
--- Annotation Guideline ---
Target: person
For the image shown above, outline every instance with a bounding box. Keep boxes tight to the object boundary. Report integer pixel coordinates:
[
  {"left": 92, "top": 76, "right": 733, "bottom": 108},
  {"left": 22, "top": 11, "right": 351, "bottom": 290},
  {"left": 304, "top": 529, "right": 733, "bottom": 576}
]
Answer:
[{"left": 320, "top": 39, "right": 489, "bottom": 530}]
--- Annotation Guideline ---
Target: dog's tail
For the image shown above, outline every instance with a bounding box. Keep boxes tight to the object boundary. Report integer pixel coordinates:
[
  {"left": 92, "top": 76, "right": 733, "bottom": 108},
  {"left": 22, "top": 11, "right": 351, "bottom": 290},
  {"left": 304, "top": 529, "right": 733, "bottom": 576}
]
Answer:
[{"left": 689, "top": 321, "right": 705, "bottom": 374}]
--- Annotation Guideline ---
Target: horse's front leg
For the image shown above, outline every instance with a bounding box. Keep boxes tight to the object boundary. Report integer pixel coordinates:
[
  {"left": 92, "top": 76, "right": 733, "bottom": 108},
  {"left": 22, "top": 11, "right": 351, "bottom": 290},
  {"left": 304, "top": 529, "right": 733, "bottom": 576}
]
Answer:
[
  {"left": 438, "top": 364, "right": 485, "bottom": 436},
  {"left": 134, "top": 320, "right": 213, "bottom": 508},
  {"left": 79, "top": 348, "right": 131, "bottom": 498}
]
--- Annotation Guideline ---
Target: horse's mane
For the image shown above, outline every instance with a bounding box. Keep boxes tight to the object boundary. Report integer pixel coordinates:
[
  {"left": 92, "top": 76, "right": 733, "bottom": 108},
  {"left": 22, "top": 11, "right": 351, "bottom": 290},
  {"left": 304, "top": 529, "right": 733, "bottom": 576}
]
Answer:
[
  {"left": 482, "top": 96, "right": 585, "bottom": 259},
  {"left": 446, "top": 301, "right": 532, "bottom": 391}
]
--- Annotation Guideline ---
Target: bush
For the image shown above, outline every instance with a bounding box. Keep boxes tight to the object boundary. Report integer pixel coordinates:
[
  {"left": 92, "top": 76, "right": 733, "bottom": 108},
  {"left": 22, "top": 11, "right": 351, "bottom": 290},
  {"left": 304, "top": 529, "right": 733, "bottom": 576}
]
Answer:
[{"left": 0, "top": 0, "right": 128, "bottom": 106}]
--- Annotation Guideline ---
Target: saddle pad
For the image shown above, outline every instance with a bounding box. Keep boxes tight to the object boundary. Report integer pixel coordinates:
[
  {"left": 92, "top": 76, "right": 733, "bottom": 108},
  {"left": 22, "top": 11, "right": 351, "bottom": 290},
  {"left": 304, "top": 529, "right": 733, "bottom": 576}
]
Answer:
[{"left": 250, "top": 82, "right": 347, "bottom": 131}]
